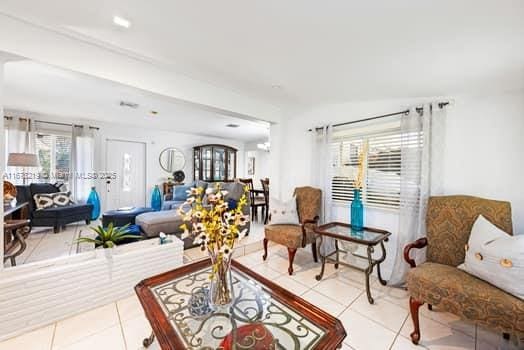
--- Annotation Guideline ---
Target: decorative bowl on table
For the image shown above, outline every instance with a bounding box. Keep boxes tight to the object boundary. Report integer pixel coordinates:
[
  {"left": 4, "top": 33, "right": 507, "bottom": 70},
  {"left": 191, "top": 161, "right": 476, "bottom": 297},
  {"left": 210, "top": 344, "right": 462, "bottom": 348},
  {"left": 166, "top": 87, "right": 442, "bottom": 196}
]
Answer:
[{"left": 188, "top": 286, "right": 213, "bottom": 318}]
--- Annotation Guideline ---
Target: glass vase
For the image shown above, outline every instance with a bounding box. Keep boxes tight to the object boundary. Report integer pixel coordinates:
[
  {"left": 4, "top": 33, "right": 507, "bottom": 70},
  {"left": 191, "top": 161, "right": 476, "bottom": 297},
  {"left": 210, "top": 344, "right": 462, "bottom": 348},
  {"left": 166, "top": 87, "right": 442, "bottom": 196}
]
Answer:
[
  {"left": 151, "top": 185, "right": 162, "bottom": 211},
  {"left": 209, "top": 258, "right": 234, "bottom": 308},
  {"left": 86, "top": 187, "right": 101, "bottom": 221},
  {"left": 351, "top": 189, "right": 364, "bottom": 231}
]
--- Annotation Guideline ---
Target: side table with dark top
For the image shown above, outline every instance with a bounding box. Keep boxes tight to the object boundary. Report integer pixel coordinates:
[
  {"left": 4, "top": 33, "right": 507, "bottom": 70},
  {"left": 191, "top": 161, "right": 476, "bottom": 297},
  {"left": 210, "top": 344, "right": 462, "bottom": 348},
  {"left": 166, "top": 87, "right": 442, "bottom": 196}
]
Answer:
[{"left": 314, "top": 222, "right": 391, "bottom": 304}]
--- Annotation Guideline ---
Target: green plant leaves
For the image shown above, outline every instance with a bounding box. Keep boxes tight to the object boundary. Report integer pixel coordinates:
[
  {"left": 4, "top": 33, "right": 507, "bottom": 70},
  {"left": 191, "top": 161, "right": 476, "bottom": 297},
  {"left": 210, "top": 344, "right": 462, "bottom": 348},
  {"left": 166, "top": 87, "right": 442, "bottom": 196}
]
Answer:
[{"left": 75, "top": 223, "right": 141, "bottom": 248}]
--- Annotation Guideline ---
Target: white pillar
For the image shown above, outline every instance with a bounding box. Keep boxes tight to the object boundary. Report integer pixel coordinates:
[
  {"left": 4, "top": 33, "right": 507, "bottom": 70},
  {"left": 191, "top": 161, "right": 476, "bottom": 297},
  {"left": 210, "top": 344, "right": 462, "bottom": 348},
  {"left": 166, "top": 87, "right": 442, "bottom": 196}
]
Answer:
[{"left": 269, "top": 122, "right": 283, "bottom": 200}]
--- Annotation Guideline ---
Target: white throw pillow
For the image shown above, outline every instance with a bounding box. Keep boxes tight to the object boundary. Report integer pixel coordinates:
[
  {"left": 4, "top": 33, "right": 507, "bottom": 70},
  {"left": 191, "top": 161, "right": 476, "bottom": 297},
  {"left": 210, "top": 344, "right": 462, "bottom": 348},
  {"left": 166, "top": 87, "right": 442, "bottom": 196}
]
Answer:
[
  {"left": 458, "top": 215, "right": 524, "bottom": 300},
  {"left": 269, "top": 197, "right": 300, "bottom": 225}
]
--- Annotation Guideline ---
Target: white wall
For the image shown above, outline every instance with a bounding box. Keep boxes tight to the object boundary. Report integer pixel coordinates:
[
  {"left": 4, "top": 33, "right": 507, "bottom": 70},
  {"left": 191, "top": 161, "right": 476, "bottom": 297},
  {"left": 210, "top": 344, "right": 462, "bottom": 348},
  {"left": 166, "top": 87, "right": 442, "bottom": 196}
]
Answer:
[
  {"left": 244, "top": 140, "right": 270, "bottom": 185},
  {"left": 272, "top": 90, "right": 524, "bottom": 277},
  {"left": 96, "top": 121, "right": 246, "bottom": 209},
  {"left": 0, "top": 238, "right": 184, "bottom": 341}
]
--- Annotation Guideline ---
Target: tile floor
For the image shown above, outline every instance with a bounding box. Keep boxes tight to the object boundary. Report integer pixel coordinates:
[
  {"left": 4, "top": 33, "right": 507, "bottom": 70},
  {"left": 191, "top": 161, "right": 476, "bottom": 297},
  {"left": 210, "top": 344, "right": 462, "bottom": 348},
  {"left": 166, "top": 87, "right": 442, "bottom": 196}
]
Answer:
[{"left": 1, "top": 241, "right": 522, "bottom": 349}]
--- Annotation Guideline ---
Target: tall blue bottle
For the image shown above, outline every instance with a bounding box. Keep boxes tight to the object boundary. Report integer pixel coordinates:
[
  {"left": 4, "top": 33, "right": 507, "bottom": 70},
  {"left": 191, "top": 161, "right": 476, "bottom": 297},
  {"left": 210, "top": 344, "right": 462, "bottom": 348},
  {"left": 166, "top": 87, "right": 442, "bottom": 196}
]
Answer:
[
  {"left": 87, "top": 187, "right": 101, "bottom": 221},
  {"left": 151, "top": 185, "right": 162, "bottom": 211},
  {"left": 351, "top": 189, "right": 364, "bottom": 231}
]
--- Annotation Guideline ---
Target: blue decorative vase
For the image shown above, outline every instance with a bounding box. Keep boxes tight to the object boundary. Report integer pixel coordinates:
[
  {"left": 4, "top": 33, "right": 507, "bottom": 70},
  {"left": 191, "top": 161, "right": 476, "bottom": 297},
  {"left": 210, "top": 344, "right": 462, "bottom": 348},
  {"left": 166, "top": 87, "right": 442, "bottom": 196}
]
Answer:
[
  {"left": 86, "top": 187, "right": 101, "bottom": 221},
  {"left": 151, "top": 185, "right": 162, "bottom": 211},
  {"left": 351, "top": 189, "right": 364, "bottom": 231}
]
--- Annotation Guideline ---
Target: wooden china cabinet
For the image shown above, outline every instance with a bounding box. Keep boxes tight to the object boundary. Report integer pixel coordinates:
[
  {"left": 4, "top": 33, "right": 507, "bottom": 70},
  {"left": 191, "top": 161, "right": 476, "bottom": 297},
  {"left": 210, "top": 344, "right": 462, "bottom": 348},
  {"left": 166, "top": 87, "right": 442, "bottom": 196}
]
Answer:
[{"left": 193, "top": 144, "right": 237, "bottom": 182}]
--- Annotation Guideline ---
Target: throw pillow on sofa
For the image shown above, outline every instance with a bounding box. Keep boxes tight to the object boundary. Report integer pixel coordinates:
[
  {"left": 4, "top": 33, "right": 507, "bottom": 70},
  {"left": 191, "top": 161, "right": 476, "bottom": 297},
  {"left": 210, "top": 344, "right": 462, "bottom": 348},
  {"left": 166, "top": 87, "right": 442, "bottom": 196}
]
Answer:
[
  {"left": 173, "top": 185, "right": 191, "bottom": 201},
  {"left": 269, "top": 197, "right": 299, "bottom": 225},
  {"left": 34, "top": 191, "right": 75, "bottom": 210},
  {"left": 459, "top": 215, "right": 524, "bottom": 300}
]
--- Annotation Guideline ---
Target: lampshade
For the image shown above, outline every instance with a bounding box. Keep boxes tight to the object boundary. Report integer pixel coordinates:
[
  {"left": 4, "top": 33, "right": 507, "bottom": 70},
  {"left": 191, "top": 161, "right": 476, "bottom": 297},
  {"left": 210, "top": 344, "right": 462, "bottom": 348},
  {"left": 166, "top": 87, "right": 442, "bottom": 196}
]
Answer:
[{"left": 7, "top": 153, "right": 39, "bottom": 167}]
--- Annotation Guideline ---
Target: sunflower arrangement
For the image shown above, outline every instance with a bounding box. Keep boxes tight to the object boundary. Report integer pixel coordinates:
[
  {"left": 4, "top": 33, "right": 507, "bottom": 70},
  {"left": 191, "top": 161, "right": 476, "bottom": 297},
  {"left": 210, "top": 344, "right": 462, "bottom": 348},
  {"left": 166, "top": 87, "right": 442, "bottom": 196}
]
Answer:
[{"left": 178, "top": 184, "right": 249, "bottom": 277}]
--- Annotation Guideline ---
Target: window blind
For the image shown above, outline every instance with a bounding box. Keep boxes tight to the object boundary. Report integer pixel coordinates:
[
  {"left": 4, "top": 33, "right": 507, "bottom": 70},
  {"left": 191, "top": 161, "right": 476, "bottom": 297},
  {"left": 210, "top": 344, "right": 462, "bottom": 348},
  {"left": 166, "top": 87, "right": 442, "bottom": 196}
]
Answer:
[{"left": 331, "top": 122, "right": 419, "bottom": 210}]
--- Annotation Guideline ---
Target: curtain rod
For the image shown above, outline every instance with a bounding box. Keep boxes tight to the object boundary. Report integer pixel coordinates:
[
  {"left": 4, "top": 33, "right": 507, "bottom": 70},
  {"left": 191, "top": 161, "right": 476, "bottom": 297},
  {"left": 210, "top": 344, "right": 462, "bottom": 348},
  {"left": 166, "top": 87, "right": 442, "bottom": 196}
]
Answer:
[
  {"left": 308, "top": 101, "right": 449, "bottom": 132},
  {"left": 4, "top": 116, "right": 100, "bottom": 130}
]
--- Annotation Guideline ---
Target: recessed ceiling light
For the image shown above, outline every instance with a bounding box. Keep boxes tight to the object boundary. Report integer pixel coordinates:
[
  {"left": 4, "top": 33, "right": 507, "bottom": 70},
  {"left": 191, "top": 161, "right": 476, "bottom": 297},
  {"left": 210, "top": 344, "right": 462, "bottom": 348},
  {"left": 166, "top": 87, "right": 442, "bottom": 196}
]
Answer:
[
  {"left": 113, "top": 16, "right": 131, "bottom": 28},
  {"left": 271, "top": 84, "right": 282, "bottom": 89},
  {"left": 226, "top": 124, "right": 239, "bottom": 128}
]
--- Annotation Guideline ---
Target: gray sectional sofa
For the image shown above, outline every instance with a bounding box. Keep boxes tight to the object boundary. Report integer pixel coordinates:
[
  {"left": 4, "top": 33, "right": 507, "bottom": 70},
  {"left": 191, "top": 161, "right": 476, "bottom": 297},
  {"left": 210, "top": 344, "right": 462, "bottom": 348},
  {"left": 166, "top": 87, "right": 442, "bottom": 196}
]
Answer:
[{"left": 136, "top": 181, "right": 250, "bottom": 249}]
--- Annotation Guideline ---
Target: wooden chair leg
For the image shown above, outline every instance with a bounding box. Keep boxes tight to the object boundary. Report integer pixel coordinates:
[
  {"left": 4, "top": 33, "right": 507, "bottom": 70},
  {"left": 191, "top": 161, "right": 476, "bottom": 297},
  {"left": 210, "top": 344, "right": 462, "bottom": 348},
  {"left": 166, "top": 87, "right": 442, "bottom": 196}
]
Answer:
[
  {"left": 262, "top": 238, "right": 268, "bottom": 260},
  {"left": 311, "top": 242, "right": 318, "bottom": 263},
  {"left": 409, "top": 296, "right": 424, "bottom": 345},
  {"left": 287, "top": 248, "right": 297, "bottom": 275}
]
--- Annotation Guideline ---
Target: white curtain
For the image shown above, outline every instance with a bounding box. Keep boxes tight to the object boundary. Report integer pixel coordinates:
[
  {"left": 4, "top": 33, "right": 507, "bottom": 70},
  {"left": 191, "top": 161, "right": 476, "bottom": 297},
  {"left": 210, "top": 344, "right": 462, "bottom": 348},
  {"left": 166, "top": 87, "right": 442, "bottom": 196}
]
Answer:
[
  {"left": 311, "top": 125, "right": 336, "bottom": 255},
  {"left": 71, "top": 125, "right": 97, "bottom": 202},
  {"left": 5, "top": 117, "right": 37, "bottom": 184},
  {"left": 311, "top": 125, "right": 333, "bottom": 222},
  {"left": 388, "top": 103, "right": 446, "bottom": 285}
]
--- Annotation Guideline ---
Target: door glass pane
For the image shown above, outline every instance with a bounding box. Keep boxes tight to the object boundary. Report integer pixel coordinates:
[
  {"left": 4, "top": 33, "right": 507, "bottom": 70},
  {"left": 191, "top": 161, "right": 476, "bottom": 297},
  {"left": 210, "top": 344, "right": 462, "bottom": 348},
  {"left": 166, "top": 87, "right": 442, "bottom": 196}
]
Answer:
[
  {"left": 214, "top": 148, "right": 225, "bottom": 181},
  {"left": 202, "top": 147, "right": 212, "bottom": 181},
  {"left": 194, "top": 149, "right": 200, "bottom": 180}
]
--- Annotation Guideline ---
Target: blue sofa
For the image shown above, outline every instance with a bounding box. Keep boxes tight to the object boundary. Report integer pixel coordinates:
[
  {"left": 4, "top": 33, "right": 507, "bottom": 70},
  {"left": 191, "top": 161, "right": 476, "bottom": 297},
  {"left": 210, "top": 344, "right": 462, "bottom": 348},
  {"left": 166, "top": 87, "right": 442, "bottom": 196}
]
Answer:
[{"left": 161, "top": 181, "right": 210, "bottom": 210}]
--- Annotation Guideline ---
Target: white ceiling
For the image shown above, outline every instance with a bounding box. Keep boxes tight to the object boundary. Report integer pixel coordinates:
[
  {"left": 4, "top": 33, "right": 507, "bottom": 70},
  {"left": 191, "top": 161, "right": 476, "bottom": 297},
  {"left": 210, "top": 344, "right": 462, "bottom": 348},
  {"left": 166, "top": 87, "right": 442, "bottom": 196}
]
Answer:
[
  {"left": 3, "top": 60, "right": 270, "bottom": 141},
  {"left": 0, "top": 1, "right": 523, "bottom": 107}
]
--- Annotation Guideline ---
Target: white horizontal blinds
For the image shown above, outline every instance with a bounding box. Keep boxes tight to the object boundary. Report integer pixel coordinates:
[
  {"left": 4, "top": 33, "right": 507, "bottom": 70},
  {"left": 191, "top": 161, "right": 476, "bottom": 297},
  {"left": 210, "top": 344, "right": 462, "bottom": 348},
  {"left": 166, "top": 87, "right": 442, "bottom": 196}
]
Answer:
[
  {"left": 330, "top": 120, "right": 418, "bottom": 210},
  {"left": 366, "top": 130, "right": 402, "bottom": 208},
  {"left": 399, "top": 130, "right": 424, "bottom": 209},
  {"left": 331, "top": 138, "right": 364, "bottom": 203}
]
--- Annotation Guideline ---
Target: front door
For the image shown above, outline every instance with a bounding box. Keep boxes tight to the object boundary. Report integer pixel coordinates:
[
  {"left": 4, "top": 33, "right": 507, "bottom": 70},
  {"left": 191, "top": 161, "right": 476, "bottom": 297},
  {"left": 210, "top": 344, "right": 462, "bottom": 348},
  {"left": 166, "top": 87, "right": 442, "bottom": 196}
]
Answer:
[{"left": 105, "top": 139, "right": 146, "bottom": 210}]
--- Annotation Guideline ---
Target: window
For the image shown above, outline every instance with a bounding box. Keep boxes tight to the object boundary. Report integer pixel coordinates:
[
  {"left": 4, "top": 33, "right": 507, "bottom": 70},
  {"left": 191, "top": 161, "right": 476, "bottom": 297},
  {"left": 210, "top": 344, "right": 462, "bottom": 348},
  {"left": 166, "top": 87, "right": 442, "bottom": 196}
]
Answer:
[
  {"left": 331, "top": 121, "right": 417, "bottom": 209},
  {"left": 35, "top": 133, "right": 72, "bottom": 184}
]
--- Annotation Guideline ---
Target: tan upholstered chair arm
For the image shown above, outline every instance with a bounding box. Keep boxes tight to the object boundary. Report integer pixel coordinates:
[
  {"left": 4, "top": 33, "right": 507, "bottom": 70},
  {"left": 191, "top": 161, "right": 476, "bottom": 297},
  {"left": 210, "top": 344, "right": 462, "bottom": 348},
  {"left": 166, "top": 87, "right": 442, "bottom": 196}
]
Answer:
[
  {"left": 403, "top": 237, "right": 428, "bottom": 268},
  {"left": 300, "top": 216, "right": 319, "bottom": 247}
]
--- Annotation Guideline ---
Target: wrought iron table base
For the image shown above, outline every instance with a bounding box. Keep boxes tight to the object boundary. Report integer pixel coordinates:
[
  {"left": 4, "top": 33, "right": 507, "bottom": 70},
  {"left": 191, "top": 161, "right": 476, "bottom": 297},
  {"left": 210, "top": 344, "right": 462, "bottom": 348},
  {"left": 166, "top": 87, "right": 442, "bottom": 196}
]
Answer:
[
  {"left": 143, "top": 331, "right": 155, "bottom": 348},
  {"left": 315, "top": 237, "right": 388, "bottom": 304}
]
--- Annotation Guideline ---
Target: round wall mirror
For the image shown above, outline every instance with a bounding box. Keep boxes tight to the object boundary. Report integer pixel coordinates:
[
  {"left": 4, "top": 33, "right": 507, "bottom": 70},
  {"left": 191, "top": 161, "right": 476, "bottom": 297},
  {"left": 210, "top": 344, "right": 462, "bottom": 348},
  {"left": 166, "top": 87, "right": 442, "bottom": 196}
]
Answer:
[{"left": 159, "top": 147, "right": 185, "bottom": 172}]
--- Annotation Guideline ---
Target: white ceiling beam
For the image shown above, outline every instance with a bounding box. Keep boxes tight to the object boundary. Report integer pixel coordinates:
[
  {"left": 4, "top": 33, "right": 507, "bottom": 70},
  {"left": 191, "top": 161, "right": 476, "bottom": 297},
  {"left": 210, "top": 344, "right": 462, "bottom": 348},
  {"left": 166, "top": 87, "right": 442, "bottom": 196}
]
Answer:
[{"left": 0, "top": 13, "right": 282, "bottom": 124}]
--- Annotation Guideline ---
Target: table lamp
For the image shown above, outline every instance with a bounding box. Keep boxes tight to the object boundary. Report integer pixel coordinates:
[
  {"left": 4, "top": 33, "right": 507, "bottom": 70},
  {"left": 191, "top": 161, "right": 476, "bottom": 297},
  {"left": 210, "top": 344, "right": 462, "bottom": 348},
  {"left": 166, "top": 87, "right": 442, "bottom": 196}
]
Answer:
[{"left": 7, "top": 152, "right": 39, "bottom": 185}]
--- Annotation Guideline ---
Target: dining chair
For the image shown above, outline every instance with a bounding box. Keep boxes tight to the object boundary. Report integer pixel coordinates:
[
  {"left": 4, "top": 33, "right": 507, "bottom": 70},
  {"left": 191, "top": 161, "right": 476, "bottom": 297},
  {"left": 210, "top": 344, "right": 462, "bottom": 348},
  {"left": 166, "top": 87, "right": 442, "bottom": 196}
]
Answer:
[
  {"left": 260, "top": 178, "right": 269, "bottom": 224},
  {"left": 238, "top": 178, "right": 265, "bottom": 221}
]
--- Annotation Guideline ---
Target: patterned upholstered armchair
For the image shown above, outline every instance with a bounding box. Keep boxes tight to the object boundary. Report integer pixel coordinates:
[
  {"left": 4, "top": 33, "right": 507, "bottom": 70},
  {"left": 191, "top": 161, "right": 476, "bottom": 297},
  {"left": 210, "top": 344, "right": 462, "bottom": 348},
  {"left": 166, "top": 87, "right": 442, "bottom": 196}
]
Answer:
[
  {"left": 262, "top": 187, "right": 321, "bottom": 275},
  {"left": 404, "top": 195, "right": 523, "bottom": 345}
]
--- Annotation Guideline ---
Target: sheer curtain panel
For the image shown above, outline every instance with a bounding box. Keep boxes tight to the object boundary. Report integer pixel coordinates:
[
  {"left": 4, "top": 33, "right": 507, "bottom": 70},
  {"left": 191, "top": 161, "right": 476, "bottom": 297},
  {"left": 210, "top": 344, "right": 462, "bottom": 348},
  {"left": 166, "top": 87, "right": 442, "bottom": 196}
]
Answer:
[
  {"left": 71, "top": 125, "right": 97, "bottom": 202},
  {"left": 388, "top": 103, "right": 446, "bottom": 285}
]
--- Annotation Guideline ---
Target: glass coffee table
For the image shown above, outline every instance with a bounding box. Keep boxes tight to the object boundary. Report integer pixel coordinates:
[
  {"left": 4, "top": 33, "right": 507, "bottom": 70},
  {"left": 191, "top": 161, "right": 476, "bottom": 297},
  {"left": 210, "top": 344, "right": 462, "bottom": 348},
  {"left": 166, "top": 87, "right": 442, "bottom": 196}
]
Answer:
[
  {"left": 135, "top": 258, "right": 346, "bottom": 349},
  {"left": 314, "top": 222, "right": 391, "bottom": 304}
]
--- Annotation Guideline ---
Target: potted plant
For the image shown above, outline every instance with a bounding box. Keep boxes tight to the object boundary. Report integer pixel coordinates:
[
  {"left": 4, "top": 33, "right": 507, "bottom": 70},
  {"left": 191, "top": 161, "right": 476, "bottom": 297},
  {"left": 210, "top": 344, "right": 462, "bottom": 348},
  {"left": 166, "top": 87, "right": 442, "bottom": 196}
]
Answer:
[{"left": 76, "top": 223, "right": 141, "bottom": 256}]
